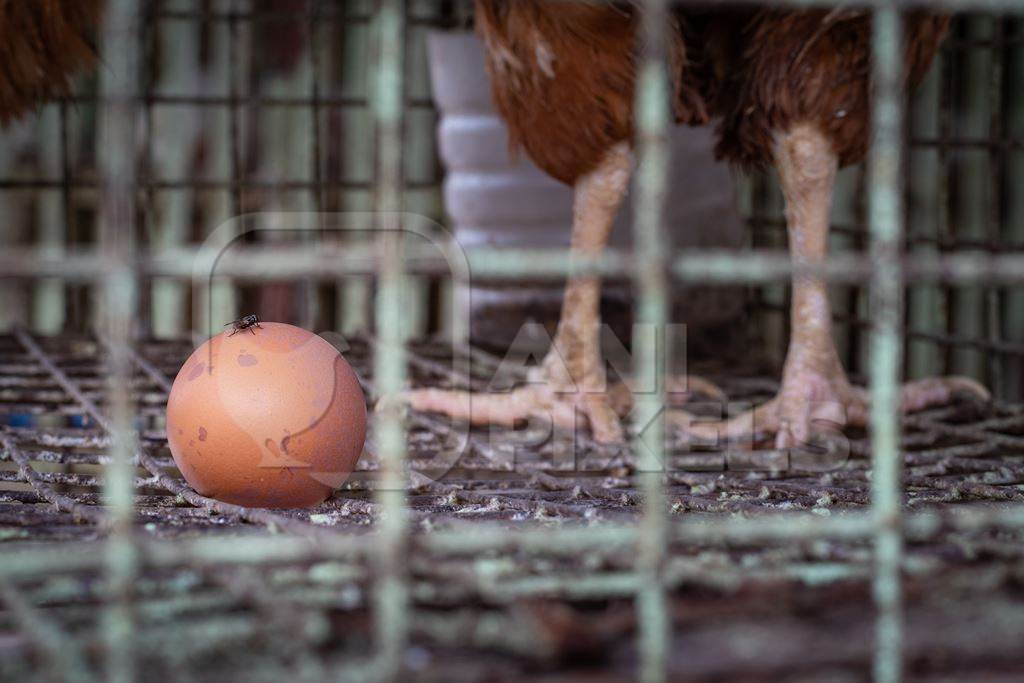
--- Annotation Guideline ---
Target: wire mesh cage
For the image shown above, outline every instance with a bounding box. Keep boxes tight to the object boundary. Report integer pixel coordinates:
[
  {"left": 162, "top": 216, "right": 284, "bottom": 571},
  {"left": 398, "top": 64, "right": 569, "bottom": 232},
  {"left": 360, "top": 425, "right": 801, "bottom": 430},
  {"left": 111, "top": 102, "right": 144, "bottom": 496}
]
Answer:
[{"left": 1, "top": 1, "right": 1024, "bottom": 682}]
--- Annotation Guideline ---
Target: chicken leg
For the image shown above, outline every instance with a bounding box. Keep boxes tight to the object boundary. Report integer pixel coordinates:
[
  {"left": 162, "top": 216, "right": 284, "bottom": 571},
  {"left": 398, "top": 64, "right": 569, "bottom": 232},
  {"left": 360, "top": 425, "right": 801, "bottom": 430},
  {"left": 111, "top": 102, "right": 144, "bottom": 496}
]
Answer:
[
  {"left": 678, "top": 124, "right": 988, "bottom": 449},
  {"left": 405, "top": 143, "right": 634, "bottom": 443}
]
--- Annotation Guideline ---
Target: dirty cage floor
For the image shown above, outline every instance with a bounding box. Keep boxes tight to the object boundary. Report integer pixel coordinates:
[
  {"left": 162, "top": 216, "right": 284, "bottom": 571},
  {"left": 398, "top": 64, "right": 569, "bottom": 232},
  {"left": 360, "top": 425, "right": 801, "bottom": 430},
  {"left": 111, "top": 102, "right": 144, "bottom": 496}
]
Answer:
[{"left": 1, "top": 330, "right": 1023, "bottom": 681}]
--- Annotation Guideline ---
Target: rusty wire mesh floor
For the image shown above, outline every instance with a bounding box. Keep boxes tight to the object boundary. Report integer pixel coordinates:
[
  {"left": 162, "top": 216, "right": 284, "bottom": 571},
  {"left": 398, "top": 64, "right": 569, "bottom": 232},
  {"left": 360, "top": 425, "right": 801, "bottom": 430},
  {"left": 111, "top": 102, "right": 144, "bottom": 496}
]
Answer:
[{"left": 1, "top": 330, "right": 1024, "bottom": 681}]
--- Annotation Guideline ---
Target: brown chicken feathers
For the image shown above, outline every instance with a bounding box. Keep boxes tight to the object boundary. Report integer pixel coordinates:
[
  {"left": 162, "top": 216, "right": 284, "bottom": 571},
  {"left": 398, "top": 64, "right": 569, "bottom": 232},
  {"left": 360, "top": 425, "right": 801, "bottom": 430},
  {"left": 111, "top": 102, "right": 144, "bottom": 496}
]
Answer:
[
  {"left": 0, "top": 0, "right": 102, "bottom": 124},
  {"left": 475, "top": 1, "right": 948, "bottom": 179}
]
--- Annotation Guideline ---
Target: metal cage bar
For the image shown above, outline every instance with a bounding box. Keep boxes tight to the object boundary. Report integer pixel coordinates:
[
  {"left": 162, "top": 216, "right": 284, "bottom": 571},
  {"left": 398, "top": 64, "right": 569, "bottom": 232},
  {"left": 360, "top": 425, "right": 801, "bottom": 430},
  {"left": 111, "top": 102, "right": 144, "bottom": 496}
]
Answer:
[
  {"left": 634, "top": 2, "right": 672, "bottom": 680},
  {"left": 98, "top": 1, "right": 141, "bottom": 682},
  {"left": 5, "top": 504, "right": 1024, "bottom": 579},
  {"left": 8, "top": 243, "right": 1024, "bottom": 282},
  {"left": 869, "top": 7, "right": 908, "bottom": 682},
  {"left": 369, "top": 0, "right": 411, "bottom": 679}
]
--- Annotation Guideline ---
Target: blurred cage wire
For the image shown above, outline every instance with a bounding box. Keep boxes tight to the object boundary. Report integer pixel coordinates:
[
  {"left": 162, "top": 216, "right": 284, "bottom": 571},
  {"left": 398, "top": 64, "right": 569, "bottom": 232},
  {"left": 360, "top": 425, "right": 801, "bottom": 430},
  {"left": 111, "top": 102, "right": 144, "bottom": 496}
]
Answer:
[
  {"left": 0, "top": 0, "right": 464, "bottom": 342},
  {"left": 1, "top": 1, "right": 1024, "bottom": 683}
]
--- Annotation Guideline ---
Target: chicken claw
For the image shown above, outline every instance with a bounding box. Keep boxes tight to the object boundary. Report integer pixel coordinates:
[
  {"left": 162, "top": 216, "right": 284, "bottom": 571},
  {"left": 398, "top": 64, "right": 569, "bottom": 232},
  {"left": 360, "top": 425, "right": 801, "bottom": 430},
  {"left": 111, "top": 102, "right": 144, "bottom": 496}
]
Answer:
[
  {"left": 398, "top": 372, "right": 724, "bottom": 445},
  {"left": 670, "top": 371, "right": 989, "bottom": 450}
]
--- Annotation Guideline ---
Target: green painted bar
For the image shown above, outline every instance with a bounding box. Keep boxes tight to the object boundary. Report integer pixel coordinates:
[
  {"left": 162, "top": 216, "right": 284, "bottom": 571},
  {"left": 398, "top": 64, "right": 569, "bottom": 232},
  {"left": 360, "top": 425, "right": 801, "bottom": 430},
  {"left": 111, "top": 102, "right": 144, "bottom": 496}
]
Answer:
[
  {"left": 9, "top": 246, "right": 1024, "bottom": 284},
  {"left": 634, "top": 2, "right": 672, "bottom": 681},
  {"left": 3, "top": 506, "right": 1024, "bottom": 580},
  {"left": 370, "top": 0, "right": 410, "bottom": 680},
  {"left": 869, "top": 7, "right": 906, "bottom": 683},
  {"left": 97, "top": 1, "right": 140, "bottom": 682},
  {"left": 474, "top": 573, "right": 643, "bottom": 601}
]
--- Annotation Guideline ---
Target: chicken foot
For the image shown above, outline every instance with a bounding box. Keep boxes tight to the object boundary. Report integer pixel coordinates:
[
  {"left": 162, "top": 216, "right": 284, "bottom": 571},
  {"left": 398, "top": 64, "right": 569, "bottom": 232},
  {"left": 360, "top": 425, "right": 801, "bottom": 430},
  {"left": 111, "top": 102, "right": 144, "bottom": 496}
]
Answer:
[
  {"left": 673, "top": 124, "right": 988, "bottom": 450},
  {"left": 401, "top": 142, "right": 721, "bottom": 443},
  {"left": 401, "top": 143, "right": 632, "bottom": 442}
]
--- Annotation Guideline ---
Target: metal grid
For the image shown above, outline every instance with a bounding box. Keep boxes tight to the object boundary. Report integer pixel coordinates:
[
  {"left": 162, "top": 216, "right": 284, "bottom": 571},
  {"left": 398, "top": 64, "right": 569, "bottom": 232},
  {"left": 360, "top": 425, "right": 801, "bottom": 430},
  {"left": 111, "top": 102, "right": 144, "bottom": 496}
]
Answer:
[
  {"left": 4, "top": 328, "right": 1024, "bottom": 530},
  {"left": 6, "top": 327, "right": 1024, "bottom": 679},
  {"left": 0, "top": 0, "right": 456, "bottom": 338},
  {"left": 2, "top": 327, "right": 1024, "bottom": 680},
  {"left": 1, "top": 1, "right": 1024, "bottom": 683}
]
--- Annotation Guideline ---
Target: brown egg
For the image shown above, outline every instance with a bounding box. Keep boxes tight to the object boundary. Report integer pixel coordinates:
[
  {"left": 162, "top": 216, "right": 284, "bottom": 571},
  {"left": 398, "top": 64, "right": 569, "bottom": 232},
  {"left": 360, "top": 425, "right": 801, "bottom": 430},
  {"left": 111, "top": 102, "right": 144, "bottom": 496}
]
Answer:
[{"left": 165, "top": 322, "right": 367, "bottom": 508}]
